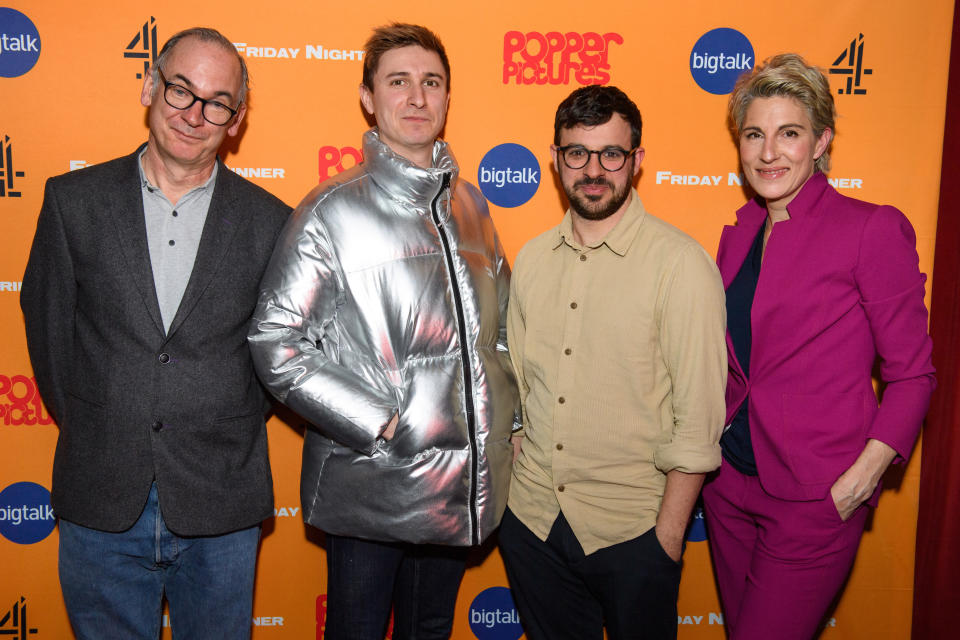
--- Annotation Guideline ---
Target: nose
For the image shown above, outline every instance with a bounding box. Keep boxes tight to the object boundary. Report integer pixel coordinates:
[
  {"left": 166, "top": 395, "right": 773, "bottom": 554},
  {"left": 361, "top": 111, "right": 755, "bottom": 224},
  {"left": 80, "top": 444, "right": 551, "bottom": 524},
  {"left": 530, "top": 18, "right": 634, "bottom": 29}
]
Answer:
[
  {"left": 760, "top": 135, "right": 778, "bottom": 163},
  {"left": 182, "top": 100, "right": 205, "bottom": 126},
  {"left": 408, "top": 83, "right": 426, "bottom": 108},
  {"left": 583, "top": 151, "right": 605, "bottom": 176}
]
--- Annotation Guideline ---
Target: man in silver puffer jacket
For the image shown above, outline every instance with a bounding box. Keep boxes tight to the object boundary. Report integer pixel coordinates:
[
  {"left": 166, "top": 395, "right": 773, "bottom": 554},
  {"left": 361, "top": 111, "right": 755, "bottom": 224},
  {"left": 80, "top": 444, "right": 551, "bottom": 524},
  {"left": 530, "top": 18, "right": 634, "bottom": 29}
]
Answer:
[{"left": 248, "top": 23, "right": 519, "bottom": 640}]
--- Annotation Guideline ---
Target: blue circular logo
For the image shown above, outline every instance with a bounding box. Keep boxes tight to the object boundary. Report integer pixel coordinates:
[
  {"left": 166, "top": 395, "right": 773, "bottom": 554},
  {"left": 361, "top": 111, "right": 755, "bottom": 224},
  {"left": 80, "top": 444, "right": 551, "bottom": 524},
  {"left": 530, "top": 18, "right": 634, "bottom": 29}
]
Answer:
[
  {"left": 468, "top": 586, "right": 523, "bottom": 640},
  {"left": 686, "top": 504, "right": 707, "bottom": 542},
  {"left": 477, "top": 143, "right": 541, "bottom": 208},
  {"left": 0, "top": 8, "right": 42, "bottom": 78},
  {"left": 0, "top": 482, "right": 56, "bottom": 544},
  {"left": 689, "top": 28, "right": 754, "bottom": 95}
]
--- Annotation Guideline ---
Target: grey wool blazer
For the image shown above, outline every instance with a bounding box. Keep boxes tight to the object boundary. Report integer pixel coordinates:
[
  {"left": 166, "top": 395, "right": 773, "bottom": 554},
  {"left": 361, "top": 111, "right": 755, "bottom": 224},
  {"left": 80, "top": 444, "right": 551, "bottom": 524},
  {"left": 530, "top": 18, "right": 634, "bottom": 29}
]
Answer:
[{"left": 21, "top": 146, "right": 291, "bottom": 536}]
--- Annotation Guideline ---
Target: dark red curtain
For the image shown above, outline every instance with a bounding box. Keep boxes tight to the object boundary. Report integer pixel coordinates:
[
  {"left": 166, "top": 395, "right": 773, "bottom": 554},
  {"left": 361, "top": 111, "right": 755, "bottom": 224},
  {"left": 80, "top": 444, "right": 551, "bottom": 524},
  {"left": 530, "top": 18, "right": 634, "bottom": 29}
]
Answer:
[{"left": 912, "top": 2, "right": 960, "bottom": 636}]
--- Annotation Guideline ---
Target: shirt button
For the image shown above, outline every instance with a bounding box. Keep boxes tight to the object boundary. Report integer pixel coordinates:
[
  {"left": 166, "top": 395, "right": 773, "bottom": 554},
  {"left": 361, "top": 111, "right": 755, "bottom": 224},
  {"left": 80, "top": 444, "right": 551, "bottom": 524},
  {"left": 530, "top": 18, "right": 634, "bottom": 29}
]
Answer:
[
  {"left": 556, "top": 443, "right": 564, "bottom": 450},
  {"left": 172, "top": 211, "right": 179, "bottom": 217},
  {"left": 557, "top": 485, "right": 565, "bottom": 492},
  {"left": 564, "top": 348, "right": 572, "bottom": 355},
  {"left": 152, "top": 421, "right": 163, "bottom": 432},
  {"left": 158, "top": 353, "right": 170, "bottom": 364},
  {"left": 579, "top": 254, "right": 587, "bottom": 262},
  {"left": 570, "top": 302, "right": 578, "bottom": 309},
  {"left": 168, "top": 240, "right": 176, "bottom": 246},
  {"left": 558, "top": 397, "right": 565, "bottom": 404}
]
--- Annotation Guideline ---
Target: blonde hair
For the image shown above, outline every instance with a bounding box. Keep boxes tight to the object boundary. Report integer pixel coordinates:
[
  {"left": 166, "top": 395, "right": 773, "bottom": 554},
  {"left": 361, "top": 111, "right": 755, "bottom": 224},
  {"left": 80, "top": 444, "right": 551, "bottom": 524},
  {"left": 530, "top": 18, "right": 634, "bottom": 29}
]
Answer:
[{"left": 729, "top": 53, "right": 836, "bottom": 172}]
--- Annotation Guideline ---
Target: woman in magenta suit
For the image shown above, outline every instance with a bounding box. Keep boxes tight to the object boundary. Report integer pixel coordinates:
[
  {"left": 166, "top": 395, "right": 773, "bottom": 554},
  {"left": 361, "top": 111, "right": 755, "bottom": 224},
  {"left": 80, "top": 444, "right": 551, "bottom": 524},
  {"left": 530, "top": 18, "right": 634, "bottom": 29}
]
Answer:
[{"left": 701, "top": 53, "right": 935, "bottom": 639}]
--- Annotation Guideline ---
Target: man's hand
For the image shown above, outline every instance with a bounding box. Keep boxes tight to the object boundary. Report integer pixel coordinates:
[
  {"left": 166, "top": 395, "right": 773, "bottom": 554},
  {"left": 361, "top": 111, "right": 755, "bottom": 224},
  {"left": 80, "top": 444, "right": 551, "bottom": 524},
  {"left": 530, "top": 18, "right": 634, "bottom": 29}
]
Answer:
[
  {"left": 382, "top": 413, "right": 399, "bottom": 440},
  {"left": 655, "top": 524, "right": 685, "bottom": 563},
  {"left": 655, "top": 470, "right": 705, "bottom": 563},
  {"left": 511, "top": 435, "right": 523, "bottom": 463},
  {"left": 830, "top": 439, "right": 897, "bottom": 521}
]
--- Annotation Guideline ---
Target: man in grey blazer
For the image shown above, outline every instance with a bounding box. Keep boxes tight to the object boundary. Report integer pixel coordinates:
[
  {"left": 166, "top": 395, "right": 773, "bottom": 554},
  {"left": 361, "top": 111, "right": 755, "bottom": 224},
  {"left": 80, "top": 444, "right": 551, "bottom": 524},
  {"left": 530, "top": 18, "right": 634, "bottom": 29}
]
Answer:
[{"left": 20, "top": 27, "right": 290, "bottom": 639}]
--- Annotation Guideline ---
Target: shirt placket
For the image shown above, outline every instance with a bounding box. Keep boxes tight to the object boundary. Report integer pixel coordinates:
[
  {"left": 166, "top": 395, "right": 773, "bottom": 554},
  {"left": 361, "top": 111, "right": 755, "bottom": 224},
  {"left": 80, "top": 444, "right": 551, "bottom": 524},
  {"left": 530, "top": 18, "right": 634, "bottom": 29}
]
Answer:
[{"left": 552, "top": 245, "right": 592, "bottom": 499}]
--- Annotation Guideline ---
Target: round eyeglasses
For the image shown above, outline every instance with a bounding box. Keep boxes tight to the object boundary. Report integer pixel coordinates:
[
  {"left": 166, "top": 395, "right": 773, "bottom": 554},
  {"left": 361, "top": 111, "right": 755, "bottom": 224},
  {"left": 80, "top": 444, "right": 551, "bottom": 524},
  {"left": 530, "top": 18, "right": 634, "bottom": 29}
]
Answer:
[
  {"left": 157, "top": 70, "right": 239, "bottom": 126},
  {"left": 556, "top": 145, "right": 637, "bottom": 172}
]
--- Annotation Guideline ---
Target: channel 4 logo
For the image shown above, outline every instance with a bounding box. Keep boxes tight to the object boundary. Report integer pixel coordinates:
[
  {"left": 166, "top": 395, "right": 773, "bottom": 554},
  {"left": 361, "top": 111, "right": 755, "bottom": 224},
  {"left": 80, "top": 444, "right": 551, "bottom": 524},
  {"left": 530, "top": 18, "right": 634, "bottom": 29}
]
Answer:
[
  {"left": 123, "top": 16, "right": 158, "bottom": 80},
  {"left": 0, "top": 482, "right": 56, "bottom": 545},
  {"left": 468, "top": 587, "right": 523, "bottom": 640},
  {"left": 0, "top": 597, "right": 38, "bottom": 637},
  {"left": 0, "top": 136, "right": 25, "bottom": 198},
  {"left": 830, "top": 33, "right": 872, "bottom": 95},
  {"left": 0, "top": 8, "right": 41, "bottom": 78},
  {"left": 477, "top": 143, "right": 540, "bottom": 208},
  {"left": 689, "top": 28, "right": 754, "bottom": 95}
]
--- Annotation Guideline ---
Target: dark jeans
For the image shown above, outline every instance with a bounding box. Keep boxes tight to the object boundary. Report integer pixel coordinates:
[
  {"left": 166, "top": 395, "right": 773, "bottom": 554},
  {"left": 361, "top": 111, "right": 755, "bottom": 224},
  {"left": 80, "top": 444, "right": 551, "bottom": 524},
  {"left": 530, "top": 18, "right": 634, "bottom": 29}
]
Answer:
[
  {"left": 324, "top": 534, "right": 469, "bottom": 640},
  {"left": 499, "top": 508, "right": 682, "bottom": 640},
  {"left": 58, "top": 483, "right": 260, "bottom": 640}
]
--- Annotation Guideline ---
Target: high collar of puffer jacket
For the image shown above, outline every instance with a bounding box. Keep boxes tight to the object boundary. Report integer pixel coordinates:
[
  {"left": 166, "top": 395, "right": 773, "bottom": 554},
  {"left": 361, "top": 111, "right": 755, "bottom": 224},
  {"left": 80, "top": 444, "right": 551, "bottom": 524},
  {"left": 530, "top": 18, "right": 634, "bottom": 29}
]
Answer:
[{"left": 363, "top": 128, "right": 459, "bottom": 214}]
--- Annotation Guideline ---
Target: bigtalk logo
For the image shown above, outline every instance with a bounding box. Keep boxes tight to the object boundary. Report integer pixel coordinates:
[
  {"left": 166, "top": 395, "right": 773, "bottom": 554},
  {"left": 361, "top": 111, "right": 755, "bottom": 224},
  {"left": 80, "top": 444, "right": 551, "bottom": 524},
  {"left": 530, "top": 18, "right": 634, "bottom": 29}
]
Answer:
[
  {"left": 469, "top": 587, "right": 523, "bottom": 640},
  {"left": 0, "top": 482, "right": 56, "bottom": 545},
  {"left": 477, "top": 144, "right": 540, "bottom": 208},
  {"left": 0, "top": 8, "right": 41, "bottom": 78},
  {"left": 689, "top": 28, "right": 754, "bottom": 95}
]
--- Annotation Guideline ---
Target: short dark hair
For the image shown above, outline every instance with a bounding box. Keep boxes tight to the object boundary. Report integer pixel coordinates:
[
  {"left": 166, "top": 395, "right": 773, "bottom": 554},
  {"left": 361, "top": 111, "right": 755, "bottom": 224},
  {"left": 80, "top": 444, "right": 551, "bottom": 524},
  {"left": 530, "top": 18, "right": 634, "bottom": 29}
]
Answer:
[
  {"left": 152, "top": 27, "right": 249, "bottom": 104},
  {"left": 362, "top": 23, "right": 450, "bottom": 92},
  {"left": 554, "top": 85, "right": 642, "bottom": 148}
]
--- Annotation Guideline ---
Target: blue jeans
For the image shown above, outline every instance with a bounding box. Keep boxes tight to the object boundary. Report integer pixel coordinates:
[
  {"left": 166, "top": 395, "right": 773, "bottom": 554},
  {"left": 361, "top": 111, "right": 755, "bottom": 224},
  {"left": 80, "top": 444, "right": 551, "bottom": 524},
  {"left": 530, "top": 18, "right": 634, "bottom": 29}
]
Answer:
[
  {"left": 324, "top": 534, "right": 468, "bottom": 640},
  {"left": 58, "top": 483, "right": 260, "bottom": 639}
]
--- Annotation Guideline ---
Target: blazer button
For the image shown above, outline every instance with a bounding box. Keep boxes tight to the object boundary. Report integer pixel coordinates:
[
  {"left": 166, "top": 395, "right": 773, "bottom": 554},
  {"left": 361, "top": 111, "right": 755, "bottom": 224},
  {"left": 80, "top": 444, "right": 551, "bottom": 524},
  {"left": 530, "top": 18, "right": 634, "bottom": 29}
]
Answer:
[
  {"left": 152, "top": 421, "right": 163, "bottom": 432},
  {"left": 158, "top": 353, "right": 170, "bottom": 364}
]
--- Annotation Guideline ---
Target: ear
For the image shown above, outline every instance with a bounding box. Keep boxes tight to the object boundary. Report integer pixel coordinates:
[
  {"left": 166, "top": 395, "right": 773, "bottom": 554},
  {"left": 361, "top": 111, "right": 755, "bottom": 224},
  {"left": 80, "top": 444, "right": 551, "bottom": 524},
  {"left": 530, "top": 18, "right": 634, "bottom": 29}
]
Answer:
[
  {"left": 359, "top": 83, "right": 375, "bottom": 116},
  {"left": 549, "top": 144, "right": 560, "bottom": 174},
  {"left": 226, "top": 102, "right": 247, "bottom": 137},
  {"left": 631, "top": 147, "right": 645, "bottom": 178},
  {"left": 814, "top": 127, "right": 833, "bottom": 161},
  {"left": 141, "top": 72, "right": 155, "bottom": 107}
]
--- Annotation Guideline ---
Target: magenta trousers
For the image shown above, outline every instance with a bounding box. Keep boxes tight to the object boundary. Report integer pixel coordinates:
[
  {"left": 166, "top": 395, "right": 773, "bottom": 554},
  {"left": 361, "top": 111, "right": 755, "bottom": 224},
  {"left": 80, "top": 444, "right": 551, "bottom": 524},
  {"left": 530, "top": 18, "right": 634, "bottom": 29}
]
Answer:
[{"left": 702, "top": 460, "right": 868, "bottom": 640}]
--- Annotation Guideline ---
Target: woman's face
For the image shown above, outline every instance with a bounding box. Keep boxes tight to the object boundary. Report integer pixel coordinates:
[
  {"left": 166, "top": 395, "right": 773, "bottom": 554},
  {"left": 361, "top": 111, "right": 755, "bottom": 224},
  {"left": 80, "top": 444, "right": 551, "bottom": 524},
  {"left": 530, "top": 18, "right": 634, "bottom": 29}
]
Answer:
[{"left": 739, "top": 96, "right": 832, "bottom": 212}]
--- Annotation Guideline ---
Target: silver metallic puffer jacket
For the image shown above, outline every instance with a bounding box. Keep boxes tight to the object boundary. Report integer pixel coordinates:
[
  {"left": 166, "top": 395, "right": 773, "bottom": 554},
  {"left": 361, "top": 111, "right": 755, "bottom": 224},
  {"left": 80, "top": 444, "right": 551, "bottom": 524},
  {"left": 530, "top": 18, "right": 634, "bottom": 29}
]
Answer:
[{"left": 249, "top": 130, "right": 519, "bottom": 546}]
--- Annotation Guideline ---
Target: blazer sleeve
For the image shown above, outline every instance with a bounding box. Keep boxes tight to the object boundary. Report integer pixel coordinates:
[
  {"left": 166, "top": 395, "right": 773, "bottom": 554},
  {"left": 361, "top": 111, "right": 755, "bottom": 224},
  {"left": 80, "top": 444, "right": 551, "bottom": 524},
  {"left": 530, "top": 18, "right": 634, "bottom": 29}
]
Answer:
[
  {"left": 20, "top": 177, "right": 77, "bottom": 425},
  {"left": 855, "top": 205, "right": 935, "bottom": 460},
  {"left": 247, "top": 202, "right": 396, "bottom": 456}
]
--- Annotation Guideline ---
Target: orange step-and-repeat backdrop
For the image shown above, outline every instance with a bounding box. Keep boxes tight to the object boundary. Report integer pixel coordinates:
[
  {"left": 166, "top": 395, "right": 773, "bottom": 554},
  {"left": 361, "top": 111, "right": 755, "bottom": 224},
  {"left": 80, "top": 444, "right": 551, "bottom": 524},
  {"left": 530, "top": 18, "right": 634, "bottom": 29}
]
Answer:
[{"left": 1, "top": 1, "right": 952, "bottom": 638}]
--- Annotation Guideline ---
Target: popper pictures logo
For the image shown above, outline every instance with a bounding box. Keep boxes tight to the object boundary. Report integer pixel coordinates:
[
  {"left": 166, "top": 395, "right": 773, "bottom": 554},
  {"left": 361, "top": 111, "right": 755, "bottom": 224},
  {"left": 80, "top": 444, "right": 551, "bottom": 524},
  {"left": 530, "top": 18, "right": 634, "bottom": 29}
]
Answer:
[{"left": 0, "top": 8, "right": 41, "bottom": 78}]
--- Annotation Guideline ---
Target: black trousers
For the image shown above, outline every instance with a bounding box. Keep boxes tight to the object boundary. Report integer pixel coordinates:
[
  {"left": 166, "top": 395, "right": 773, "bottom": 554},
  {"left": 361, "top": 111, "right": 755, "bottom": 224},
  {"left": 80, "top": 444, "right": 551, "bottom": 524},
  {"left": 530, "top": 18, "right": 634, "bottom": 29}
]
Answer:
[{"left": 498, "top": 508, "right": 681, "bottom": 640}]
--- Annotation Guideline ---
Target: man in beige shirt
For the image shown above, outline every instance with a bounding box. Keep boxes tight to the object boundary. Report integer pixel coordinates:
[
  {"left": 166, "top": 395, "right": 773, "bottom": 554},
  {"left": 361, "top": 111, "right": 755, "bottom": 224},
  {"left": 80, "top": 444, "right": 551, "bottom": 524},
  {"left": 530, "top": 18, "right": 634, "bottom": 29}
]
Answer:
[{"left": 499, "top": 85, "right": 726, "bottom": 640}]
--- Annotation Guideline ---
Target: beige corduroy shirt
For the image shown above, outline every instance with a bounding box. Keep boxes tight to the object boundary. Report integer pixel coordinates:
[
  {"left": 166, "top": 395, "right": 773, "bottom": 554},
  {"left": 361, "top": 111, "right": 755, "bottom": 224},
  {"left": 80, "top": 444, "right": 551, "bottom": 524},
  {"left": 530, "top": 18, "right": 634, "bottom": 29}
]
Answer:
[{"left": 506, "top": 191, "right": 726, "bottom": 555}]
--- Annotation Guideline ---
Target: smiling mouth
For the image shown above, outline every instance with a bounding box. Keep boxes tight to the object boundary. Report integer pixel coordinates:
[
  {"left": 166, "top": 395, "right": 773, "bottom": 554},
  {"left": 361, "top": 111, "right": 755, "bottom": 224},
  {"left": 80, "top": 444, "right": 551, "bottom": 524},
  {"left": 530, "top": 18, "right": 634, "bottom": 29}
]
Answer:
[{"left": 757, "top": 168, "right": 788, "bottom": 179}]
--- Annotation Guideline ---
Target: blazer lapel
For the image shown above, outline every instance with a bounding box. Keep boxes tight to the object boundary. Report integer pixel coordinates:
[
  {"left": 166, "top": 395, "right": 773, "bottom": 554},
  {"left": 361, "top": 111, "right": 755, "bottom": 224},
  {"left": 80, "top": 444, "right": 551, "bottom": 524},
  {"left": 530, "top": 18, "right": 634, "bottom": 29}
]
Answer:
[
  {"left": 165, "top": 164, "right": 247, "bottom": 338},
  {"left": 109, "top": 150, "right": 166, "bottom": 336}
]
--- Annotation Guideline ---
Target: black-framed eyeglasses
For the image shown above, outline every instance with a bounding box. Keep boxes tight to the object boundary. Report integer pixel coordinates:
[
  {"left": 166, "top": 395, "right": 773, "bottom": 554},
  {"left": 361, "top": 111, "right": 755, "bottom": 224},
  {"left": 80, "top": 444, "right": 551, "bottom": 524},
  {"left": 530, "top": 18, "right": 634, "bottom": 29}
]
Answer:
[
  {"left": 555, "top": 145, "right": 637, "bottom": 172},
  {"left": 157, "top": 70, "right": 239, "bottom": 126}
]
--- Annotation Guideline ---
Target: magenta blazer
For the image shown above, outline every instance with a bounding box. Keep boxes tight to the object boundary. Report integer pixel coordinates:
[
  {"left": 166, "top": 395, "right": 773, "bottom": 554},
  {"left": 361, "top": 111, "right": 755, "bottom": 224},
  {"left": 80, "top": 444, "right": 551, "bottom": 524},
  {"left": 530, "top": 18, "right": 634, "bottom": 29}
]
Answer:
[{"left": 717, "top": 173, "right": 935, "bottom": 502}]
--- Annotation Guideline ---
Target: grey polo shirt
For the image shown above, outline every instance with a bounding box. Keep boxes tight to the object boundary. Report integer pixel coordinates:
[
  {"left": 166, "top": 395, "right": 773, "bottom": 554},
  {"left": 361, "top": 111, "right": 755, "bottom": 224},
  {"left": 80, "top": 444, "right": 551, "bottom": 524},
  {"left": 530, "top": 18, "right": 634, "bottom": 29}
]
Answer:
[{"left": 138, "top": 150, "right": 217, "bottom": 333}]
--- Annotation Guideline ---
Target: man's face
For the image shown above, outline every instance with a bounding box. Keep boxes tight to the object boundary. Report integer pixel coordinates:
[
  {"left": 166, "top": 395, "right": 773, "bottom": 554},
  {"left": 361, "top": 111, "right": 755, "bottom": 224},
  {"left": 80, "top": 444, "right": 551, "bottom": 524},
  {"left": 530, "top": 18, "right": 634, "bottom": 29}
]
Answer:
[
  {"left": 553, "top": 115, "right": 643, "bottom": 222},
  {"left": 140, "top": 37, "right": 245, "bottom": 171},
  {"left": 359, "top": 45, "right": 450, "bottom": 167}
]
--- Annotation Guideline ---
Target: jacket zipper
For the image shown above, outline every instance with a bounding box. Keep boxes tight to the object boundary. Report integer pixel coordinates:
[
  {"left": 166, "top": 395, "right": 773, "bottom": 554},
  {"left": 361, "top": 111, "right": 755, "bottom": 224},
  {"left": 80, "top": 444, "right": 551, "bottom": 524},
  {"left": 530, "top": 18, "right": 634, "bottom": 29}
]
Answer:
[{"left": 430, "top": 172, "right": 480, "bottom": 545}]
